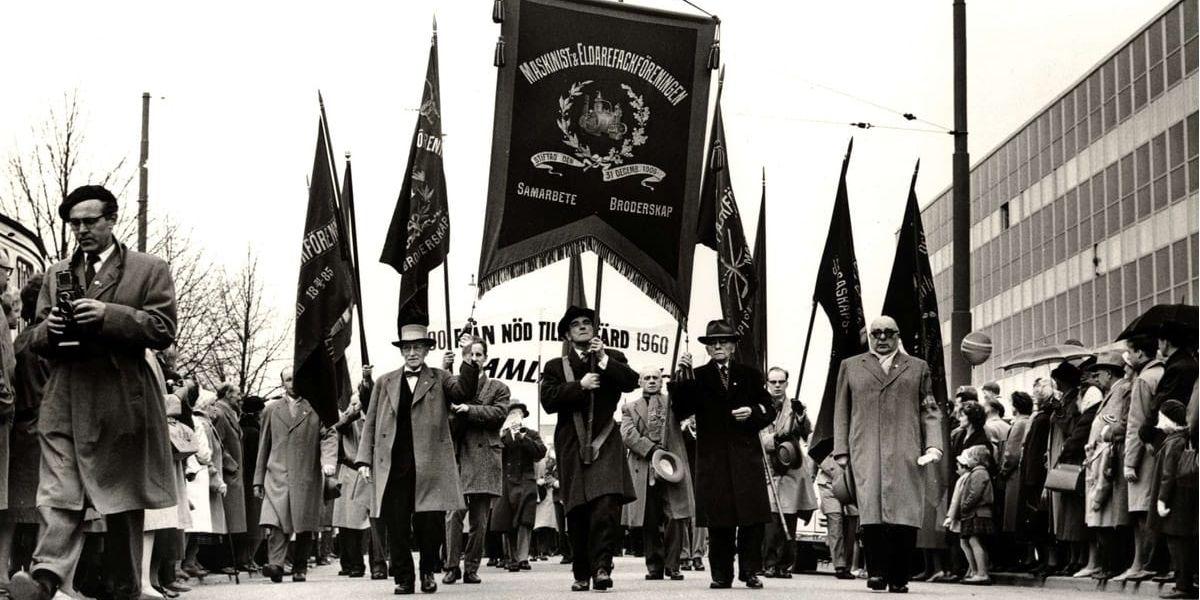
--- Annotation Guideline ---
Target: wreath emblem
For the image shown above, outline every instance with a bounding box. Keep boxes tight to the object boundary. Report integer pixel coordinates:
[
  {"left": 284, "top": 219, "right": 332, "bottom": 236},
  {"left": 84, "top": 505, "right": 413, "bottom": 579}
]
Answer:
[{"left": 557, "top": 81, "right": 649, "bottom": 171}]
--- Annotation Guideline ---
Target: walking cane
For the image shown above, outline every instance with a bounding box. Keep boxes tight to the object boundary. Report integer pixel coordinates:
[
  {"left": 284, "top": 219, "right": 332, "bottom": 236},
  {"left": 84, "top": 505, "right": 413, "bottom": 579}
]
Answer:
[
  {"left": 759, "top": 440, "right": 793, "bottom": 541},
  {"left": 227, "top": 534, "right": 241, "bottom": 584}
]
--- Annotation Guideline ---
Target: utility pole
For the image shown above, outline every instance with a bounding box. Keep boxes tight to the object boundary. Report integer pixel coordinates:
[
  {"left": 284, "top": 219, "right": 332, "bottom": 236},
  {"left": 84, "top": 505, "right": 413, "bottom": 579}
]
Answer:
[
  {"left": 949, "top": 0, "right": 972, "bottom": 390},
  {"left": 137, "top": 92, "right": 150, "bottom": 252}
]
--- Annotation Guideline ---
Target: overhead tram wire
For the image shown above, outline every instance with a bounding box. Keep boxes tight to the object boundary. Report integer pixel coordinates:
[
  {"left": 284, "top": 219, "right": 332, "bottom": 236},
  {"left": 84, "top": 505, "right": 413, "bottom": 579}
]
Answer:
[
  {"left": 793, "top": 77, "right": 954, "bottom": 133},
  {"left": 729, "top": 111, "right": 949, "bottom": 135}
]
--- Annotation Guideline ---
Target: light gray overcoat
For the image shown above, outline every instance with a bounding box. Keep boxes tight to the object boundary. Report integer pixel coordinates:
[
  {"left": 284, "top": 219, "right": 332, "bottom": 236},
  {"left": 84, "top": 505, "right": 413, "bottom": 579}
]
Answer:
[
  {"left": 620, "top": 392, "right": 694, "bottom": 527},
  {"left": 253, "top": 397, "right": 337, "bottom": 533}
]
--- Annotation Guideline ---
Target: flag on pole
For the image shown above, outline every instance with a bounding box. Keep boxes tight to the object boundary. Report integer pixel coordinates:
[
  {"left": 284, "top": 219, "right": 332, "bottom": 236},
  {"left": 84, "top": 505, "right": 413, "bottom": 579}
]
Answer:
[
  {"left": 294, "top": 110, "right": 354, "bottom": 426},
  {"left": 562, "top": 252, "right": 588, "bottom": 354},
  {"left": 807, "top": 140, "right": 867, "bottom": 463},
  {"left": 747, "top": 169, "right": 768, "bottom": 373},
  {"left": 697, "top": 71, "right": 758, "bottom": 367},
  {"left": 380, "top": 22, "right": 450, "bottom": 330}
]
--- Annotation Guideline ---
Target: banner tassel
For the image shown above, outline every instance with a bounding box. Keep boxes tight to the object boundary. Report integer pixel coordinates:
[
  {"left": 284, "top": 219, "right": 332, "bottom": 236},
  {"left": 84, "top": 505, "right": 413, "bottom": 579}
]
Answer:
[
  {"left": 494, "top": 35, "right": 507, "bottom": 67},
  {"left": 707, "top": 18, "right": 721, "bottom": 70},
  {"left": 492, "top": 0, "right": 505, "bottom": 23}
]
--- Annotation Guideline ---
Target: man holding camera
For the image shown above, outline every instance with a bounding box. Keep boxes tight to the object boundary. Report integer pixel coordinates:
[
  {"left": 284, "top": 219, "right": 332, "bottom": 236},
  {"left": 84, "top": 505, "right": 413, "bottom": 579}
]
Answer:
[
  {"left": 759, "top": 367, "right": 817, "bottom": 579},
  {"left": 12, "top": 185, "right": 178, "bottom": 600}
]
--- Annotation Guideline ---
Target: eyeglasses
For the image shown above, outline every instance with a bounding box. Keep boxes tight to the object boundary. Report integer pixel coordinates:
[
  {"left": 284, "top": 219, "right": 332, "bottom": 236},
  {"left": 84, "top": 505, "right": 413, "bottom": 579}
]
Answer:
[
  {"left": 67, "top": 215, "right": 108, "bottom": 230},
  {"left": 869, "top": 329, "right": 899, "bottom": 340},
  {"left": 767, "top": 379, "right": 787, "bottom": 385}
]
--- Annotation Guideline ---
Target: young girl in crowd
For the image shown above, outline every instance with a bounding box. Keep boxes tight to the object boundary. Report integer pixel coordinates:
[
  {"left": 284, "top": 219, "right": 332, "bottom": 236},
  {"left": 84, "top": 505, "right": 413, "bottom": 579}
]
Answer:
[
  {"left": 946, "top": 445, "right": 995, "bottom": 585},
  {"left": 1153, "top": 400, "right": 1197, "bottom": 600}
]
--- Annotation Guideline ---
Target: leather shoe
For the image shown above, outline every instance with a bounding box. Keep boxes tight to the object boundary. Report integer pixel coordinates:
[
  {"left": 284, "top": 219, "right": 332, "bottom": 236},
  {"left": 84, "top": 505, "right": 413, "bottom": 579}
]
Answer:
[
  {"left": 744, "top": 575, "right": 764, "bottom": 589},
  {"left": 164, "top": 582, "right": 192, "bottom": 593},
  {"left": 420, "top": 573, "right": 437, "bottom": 593},
  {"left": 667, "top": 570, "right": 684, "bottom": 581},
  {"left": 1154, "top": 572, "right": 1177, "bottom": 584},
  {"left": 888, "top": 584, "right": 909, "bottom": 593},
  {"left": 348, "top": 571, "right": 366, "bottom": 578},
  {"left": 518, "top": 560, "right": 531, "bottom": 571},
  {"left": 693, "top": 558, "right": 705, "bottom": 571},
  {"left": 442, "top": 568, "right": 461, "bottom": 584},
  {"left": 462, "top": 571, "right": 481, "bottom": 584},
  {"left": 262, "top": 564, "right": 284, "bottom": 583},
  {"left": 571, "top": 580, "right": 590, "bottom": 592},
  {"left": 507, "top": 563, "right": 521, "bottom": 572},
  {"left": 394, "top": 582, "right": 415, "bottom": 595},
  {"left": 1160, "top": 589, "right": 1199, "bottom": 599},
  {"left": 835, "top": 568, "right": 856, "bottom": 580},
  {"left": 680, "top": 562, "right": 692, "bottom": 571},
  {"left": 593, "top": 568, "right": 613, "bottom": 591},
  {"left": 775, "top": 568, "right": 792, "bottom": 579},
  {"left": 646, "top": 572, "right": 664, "bottom": 580},
  {"left": 293, "top": 572, "right": 307, "bottom": 582},
  {"left": 867, "top": 576, "right": 887, "bottom": 591},
  {"left": 372, "top": 571, "right": 389, "bottom": 580},
  {"left": 710, "top": 580, "right": 732, "bottom": 589}
]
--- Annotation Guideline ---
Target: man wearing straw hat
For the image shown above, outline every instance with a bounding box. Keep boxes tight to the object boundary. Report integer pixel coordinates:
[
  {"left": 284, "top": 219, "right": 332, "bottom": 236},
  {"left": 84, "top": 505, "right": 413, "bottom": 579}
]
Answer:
[
  {"left": 670, "top": 319, "right": 776, "bottom": 590},
  {"left": 620, "top": 367, "right": 694, "bottom": 582},
  {"left": 540, "top": 305, "right": 640, "bottom": 592}
]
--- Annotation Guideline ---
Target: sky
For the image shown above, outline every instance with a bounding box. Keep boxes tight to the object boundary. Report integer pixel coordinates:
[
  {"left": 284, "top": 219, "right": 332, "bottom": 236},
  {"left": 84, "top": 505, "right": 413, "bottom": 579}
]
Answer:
[{"left": 0, "top": 0, "right": 1174, "bottom": 409}]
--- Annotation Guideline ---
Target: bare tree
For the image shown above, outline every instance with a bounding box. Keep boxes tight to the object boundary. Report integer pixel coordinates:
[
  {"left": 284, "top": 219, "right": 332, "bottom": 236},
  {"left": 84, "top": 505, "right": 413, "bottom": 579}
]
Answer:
[
  {"left": 210, "top": 248, "right": 290, "bottom": 397},
  {"left": 1, "top": 90, "right": 134, "bottom": 259}
]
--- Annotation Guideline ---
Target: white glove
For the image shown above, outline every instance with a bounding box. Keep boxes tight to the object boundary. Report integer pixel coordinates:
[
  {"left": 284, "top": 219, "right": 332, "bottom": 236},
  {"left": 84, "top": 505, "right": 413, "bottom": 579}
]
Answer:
[{"left": 917, "top": 447, "right": 943, "bottom": 466}]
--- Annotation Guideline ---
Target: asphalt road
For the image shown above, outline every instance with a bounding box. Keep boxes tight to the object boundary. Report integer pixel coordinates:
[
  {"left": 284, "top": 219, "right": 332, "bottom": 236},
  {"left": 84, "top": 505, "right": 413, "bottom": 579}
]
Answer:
[{"left": 174, "top": 556, "right": 1122, "bottom": 600}]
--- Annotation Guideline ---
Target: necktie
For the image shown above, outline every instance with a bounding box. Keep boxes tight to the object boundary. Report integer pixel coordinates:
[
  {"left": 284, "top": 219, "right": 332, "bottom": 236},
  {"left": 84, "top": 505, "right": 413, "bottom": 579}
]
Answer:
[
  {"left": 84, "top": 253, "right": 101, "bottom": 288},
  {"left": 719, "top": 365, "right": 730, "bottom": 389}
]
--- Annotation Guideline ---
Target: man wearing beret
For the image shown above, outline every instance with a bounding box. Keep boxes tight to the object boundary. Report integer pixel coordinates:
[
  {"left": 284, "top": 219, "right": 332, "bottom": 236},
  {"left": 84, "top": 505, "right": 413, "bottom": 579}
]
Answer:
[
  {"left": 540, "top": 305, "right": 640, "bottom": 592},
  {"left": 12, "top": 186, "right": 177, "bottom": 600}
]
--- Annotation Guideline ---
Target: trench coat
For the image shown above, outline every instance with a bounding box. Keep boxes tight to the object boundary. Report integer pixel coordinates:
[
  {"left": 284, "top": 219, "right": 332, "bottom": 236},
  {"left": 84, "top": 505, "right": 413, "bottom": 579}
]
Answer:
[
  {"left": 355, "top": 362, "right": 478, "bottom": 517},
  {"left": 1125, "top": 361, "right": 1163, "bottom": 511},
  {"left": 208, "top": 399, "right": 247, "bottom": 533},
  {"left": 332, "top": 408, "right": 371, "bottom": 530},
  {"left": 832, "top": 352, "right": 945, "bottom": 528},
  {"left": 449, "top": 374, "right": 509, "bottom": 497},
  {"left": 9, "top": 327, "right": 48, "bottom": 523},
  {"left": 1000, "top": 414, "right": 1031, "bottom": 532},
  {"left": 187, "top": 415, "right": 227, "bottom": 534},
  {"left": 32, "top": 243, "right": 177, "bottom": 514},
  {"left": 533, "top": 457, "right": 559, "bottom": 530},
  {"left": 1084, "top": 378, "right": 1131, "bottom": 528},
  {"left": 254, "top": 397, "right": 338, "bottom": 533},
  {"left": 759, "top": 398, "right": 818, "bottom": 515},
  {"left": 669, "top": 361, "right": 776, "bottom": 528},
  {"left": 540, "top": 348, "right": 640, "bottom": 513},
  {"left": 620, "top": 392, "right": 694, "bottom": 527},
  {"left": 1050, "top": 389, "right": 1098, "bottom": 542}
]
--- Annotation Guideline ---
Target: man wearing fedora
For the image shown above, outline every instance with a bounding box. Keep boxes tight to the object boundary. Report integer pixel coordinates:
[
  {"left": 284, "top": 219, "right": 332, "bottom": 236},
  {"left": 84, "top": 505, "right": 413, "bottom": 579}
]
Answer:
[
  {"left": 494, "top": 402, "right": 546, "bottom": 573},
  {"left": 833, "top": 316, "right": 944, "bottom": 593},
  {"left": 539, "top": 305, "right": 640, "bottom": 592},
  {"left": 356, "top": 325, "right": 477, "bottom": 595},
  {"left": 620, "top": 367, "right": 694, "bottom": 582},
  {"left": 759, "top": 367, "right": 817, "bottom": 579},
  {"left": 670, "top": 319, "right": 776, "bottom": 590}
]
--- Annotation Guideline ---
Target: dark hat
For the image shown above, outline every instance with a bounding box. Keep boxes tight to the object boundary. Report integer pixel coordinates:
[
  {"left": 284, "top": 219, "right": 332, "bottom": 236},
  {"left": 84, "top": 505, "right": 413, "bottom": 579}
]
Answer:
[
  {"left": 831, "top": 461, "right": 857, "bottom": 506},
  {"left": 557, "top": 305, "right": 596, "bottom": 338},
  {"left": 1159, "top": 399, "right": 1187, "bottom": 425},
  {"left": 59, "top": 185, "right": 119, "bottom": 219},
  {"left": 323, "top": 475, "right": 342, "bottom": 501},
  {"left": 242, "top": 395, "right": 266, "bottom": 414},
  {"left": 650, "top": 448, "right": 686, "bottom": 483},
  {"left": 1050, "top": 358, "right": 1086, "bottom": 387},
  {"left": 954, "top": 386, "right": 978, "bottom": 402},
  {"left": 392, "top": 323, "right": 436, "bottom": 348},
  {"left": 508, "top": 402, "right": 530, "bottom": 418},
  {"left": 776, "top": 440, "right": 801, "bottom": 468},
  {"left": 697, "top": 319, "right": 739, "bottom": 344}
]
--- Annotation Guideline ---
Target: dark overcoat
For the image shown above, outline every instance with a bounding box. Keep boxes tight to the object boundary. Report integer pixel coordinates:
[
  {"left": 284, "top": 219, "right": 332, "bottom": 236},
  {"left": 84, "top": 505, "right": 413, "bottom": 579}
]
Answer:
[
  {"left": 356, "top": 362, "right": 478, "bottom": 516},
  {"left": 208, "top": 399, "right": 248, "bottom": 533},
  {"left": 669, "top": 361, "right": 776, "bottom": 528},
  {"left": 493, "top": 427, "right": 547, "bottom": 530},
  {"left": 253, "top": 397, "right": 338, "bottom": 533},
  {"left": 32, "top": 243, "right": 177, "bottom": 514},
  {"left": 9, "top": 327, "right": 48, "bottom": 521},
  {"left": 620, "top": 392, "right": 694, "bottom": 527},
  {"left": 832, "top": 352, "right": 945, "bottom": 528},
  {"left": 449, "top": 374, "right": 509, "bottom": 497},
  {"left": 539, "top": 348, "right": 639, "bottom": 513}
]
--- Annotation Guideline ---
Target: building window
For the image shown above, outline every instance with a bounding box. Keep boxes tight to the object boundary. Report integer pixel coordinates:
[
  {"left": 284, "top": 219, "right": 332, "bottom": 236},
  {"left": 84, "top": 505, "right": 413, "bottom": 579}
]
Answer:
[{"left": 1000, "top": 201, "right": 1011, "bottom": 230}]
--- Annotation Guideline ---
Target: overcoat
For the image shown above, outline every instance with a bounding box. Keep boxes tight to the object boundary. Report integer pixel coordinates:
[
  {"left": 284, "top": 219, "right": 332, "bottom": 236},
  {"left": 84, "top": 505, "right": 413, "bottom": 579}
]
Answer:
[
  {"left": 1051, "top": 390, "right": 1098, "bottom": 542},
  {"left": 620, "top": 392, "right": 694, "bottom": 527},
  {"left": 1000, "top": 414, "right": 1031, "bottom": 532},
  {"left": 1084, "top": 378, "right": 1131, "bottom": 528},
  {"left": 208, "top": 399, "right": 248, "bottom": 533},
  {"left": 1124, "top": 360, "right": 1162, "bottom": 511},
  {"left": 759, "top": 398, "right": 818, "bottom": 515},
  {"left": 1151, "top": 430, "right": 1197, "bottom": 536},
  {"left": 533, "top": 457, "right": 559, "bottom": 530},
  {"left": 539, "top": 348, "right": 639, "bottom": 513},
  {"left": 493, "top": 427, "right": 546, "bottom": 529},
  {"left": 32, "top": 243, "right": 177, "bottom": 514},
  {"left": 449, "top": 374, "right": 509, "bottom": 497},
  {"left": 9, "top": 327, "right": 48, "bottom": 523},
  {"left": 332, "top": 409, "right": 371, "bottom": 530},
  {"left": 669, "top": 361, "right": 776, "bottom": 528},
  {"left": 0, "top": 318, "right": 15, "bottom": 512},
  {"left": 356, "top": 362, "right": 477, "bottom": 516},
  {"left": 254, "top": 397, "right": 338, "bottom": 533},
  {"left": 831, "top": 352, "right": 945, "bottom": 528}
]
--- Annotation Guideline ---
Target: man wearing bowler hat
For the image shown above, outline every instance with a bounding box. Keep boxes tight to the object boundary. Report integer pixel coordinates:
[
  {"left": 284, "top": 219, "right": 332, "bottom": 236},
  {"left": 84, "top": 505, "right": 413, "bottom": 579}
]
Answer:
[
  {"left": 356, "top": 324, "right": 476, "bottom": 595},
  {"left": 670, "top": 319, "right": 776, "bottom": 590},
  {"left": 539, "top": 305, "right": 640, "bottom": 592},
  {"left": 495, "top": 401, "right": 546, "bottom": 573},
  {"left": 621, "top": 367, "right": 694, "bottom": 581}
]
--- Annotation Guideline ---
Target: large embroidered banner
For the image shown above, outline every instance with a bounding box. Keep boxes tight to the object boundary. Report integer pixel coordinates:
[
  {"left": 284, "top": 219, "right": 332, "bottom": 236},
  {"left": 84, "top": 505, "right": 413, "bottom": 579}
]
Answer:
[{"left": 477, "top": 0, "right": 716, "bottom": 321}]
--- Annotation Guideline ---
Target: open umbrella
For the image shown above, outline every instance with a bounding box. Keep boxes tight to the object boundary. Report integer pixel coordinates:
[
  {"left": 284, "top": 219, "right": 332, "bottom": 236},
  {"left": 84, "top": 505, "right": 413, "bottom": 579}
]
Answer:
[
  {"left": 1116, "top": 303, "right": 1198, "bottom": 345},
  {"left": 1000, "top": 344, "right": 1093, "bottom": 371}
]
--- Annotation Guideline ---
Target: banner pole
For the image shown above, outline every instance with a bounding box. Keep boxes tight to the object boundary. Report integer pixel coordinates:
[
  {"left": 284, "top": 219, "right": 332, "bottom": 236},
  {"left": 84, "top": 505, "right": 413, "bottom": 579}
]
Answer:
[
  {"left": 792, "top": 300, "right": 819, "bottom": 402},
  {"left": 593, "top": 256, "right": 604, "bottom": 324},
  {"left": 443, "top": 259, "right": 453, "bottom": 348},
  {"left": 668, "top": 320, "right": 684, "bottom": 375}
]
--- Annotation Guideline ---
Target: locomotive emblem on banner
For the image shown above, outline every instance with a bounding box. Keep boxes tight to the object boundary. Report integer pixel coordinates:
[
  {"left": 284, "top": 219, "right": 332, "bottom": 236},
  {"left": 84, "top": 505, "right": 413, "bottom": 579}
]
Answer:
[{"left": 530, "top": 80, "right": 667, "bottom": 189}]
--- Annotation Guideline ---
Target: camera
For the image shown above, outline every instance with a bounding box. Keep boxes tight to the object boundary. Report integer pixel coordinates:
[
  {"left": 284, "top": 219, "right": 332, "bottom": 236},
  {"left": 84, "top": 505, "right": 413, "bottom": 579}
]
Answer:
[{"left": 52, "top": 270, "right": 84, "bottom": 348}]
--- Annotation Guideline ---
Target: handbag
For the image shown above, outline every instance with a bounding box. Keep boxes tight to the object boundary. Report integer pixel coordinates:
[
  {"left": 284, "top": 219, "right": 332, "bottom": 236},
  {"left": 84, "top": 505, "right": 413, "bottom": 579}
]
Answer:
[
  {"left": 1044, "top": 462, "right": 1083, "bottom": 494},
  {"left": 168, "top": 421, "right": 199, "bottom": 460}
]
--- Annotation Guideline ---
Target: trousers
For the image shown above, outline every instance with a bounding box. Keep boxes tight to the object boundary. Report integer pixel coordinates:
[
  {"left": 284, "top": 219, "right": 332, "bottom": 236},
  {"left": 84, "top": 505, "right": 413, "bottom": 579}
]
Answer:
[
  {"left": 566, "top": 494, "right": 623, "bottom": 582},
  {"left": 267, "top": 528, "right": 312, "bottom": 573},
  {"left": 445, "top": 494, "right": 493, "bottom": 573},
  {"left": 708, "top": 523, "right": 764, "bottom": 583},
  {"left": 642, "top": 482, "right": 684, "bottom": 574},
  {"left": 33, "top": 508, "right": 143, "bottom": 598},
  {"left": 824, "top": 512, "right": 858, "bottom": 569},
  {"left": 861, "top": 524, "right": 917, "bottom": 586},
  {"left": 763, "top": 512, "right": 798, "bottom": 571}
]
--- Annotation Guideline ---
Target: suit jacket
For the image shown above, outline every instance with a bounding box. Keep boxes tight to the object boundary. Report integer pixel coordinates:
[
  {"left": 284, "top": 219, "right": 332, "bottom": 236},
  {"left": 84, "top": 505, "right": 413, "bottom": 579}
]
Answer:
[
  {"left": 253, "top": 397, "right": 338, "bottom": 533},
  {"left": 620, "top": 392, "right": 694, "bottom": 527},
  {"left": 450, "top": 373, "right": 510, "bottom": 496},
  {"left": 539, "top": 348, "right": 639, "bottom": 513},
  {"left": 832, "top": 352, "right": 944, "bottom": 527},
  {"left": 669, "top": 361, "right": 775, "bottom": 527},
  {"left": 356, "top": 361, "right": 478, "bottom": 515},
  {"left": 32, "top": 243, "right": 177, "bottom": 514}
]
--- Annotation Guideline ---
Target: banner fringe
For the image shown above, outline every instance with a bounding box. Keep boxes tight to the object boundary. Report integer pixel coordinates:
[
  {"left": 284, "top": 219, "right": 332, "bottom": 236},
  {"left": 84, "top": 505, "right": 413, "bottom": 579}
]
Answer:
[{"left": 478, "top": 238, "right": 687, "bottom": 323}]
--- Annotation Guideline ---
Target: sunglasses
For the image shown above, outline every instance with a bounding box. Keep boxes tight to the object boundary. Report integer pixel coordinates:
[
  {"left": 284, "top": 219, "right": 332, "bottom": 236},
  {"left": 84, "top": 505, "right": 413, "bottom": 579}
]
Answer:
[{"left": 869, "top": 329, "right": 899, "bottom": 340}]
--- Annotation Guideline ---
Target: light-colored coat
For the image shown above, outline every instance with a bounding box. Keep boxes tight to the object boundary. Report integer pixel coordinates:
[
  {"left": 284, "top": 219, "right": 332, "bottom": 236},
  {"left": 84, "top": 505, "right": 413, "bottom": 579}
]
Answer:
[
  {"left": 254, "top": 397, "right": 337, "bottom": 533},
  {"left": 356, "top": 363, "right": 477, "bottom": 517},
  {"left": 833, "top": 352, "right": 944, "bottom": 528},
  {"left": 450, "top": 375, "right": 509, "bottom": 497},
  {"left": 32, "top": 243, "right": 177, "bottom": 514},
  {"left": 620, "top": 392, "right": 694, "bottom": 527},
  {"left": 1125, "top": 360, "right": 1163, "bottom": 511},
  {"left": 1085, "top": 378, "right": 1131, "bottom": 528},
  {"left": 760, "top": 398, "right": 818, "bottom": 514},
  {"left": 332, "top": 410, "right": 371, "bottom": 530}
]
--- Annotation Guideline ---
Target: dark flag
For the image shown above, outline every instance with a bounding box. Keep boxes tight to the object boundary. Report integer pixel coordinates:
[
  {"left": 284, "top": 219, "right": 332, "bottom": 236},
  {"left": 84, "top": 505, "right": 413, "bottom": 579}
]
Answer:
[
  {"left": 294, "top": 112, "right": 354, "bottom": 426},
  {"left": 380, "top": 23, "right": 450, "bottom": 329},
  {"left": 746, "top": 170, "right": 768, "bottom": 373},
  {"left": 807, "top": 140, "right": 867, "bottom": 463},
  {"left": 562, "top": 252, "right": 588, "bottom": 354},
  {"left": 882, "top": 161, "right": 950, "bottom": 476},
  {"left": 698, "top": 73, "right": 758, "bottom": 367},
  {"left": 341, "top": 156, "right": 371, "bottom": 373}
]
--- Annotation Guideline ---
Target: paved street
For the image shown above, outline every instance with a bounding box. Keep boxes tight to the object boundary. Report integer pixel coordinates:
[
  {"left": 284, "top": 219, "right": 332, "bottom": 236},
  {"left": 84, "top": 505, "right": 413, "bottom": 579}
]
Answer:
[{"left": 176, "top": 556, "right": 1123, "bottom": 600}]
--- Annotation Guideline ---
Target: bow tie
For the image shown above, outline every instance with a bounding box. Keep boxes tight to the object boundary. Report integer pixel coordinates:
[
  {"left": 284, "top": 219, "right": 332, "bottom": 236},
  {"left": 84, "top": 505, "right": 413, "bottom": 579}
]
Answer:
[{"left": 404, "top": 370, "right": 421, "bottom": 376}]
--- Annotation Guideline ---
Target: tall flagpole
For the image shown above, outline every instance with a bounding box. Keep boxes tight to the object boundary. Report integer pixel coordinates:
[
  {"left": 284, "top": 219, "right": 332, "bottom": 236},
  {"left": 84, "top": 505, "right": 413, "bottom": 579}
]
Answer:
[
  {"left": 432, "top": 16, "right": 453, "bottom": 346},
  {"left": 343, "top": 153, "right": 370, "bottom": 367}
]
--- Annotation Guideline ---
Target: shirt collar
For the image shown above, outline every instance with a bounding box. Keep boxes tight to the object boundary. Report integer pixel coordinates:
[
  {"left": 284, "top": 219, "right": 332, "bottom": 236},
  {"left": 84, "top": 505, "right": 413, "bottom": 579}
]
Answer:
[
  {"left": 91, "top": 241, "right": 117, "bottom": 266},
  {"left": 870, "top": 348, "right": 899, "bottom": 362}
]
